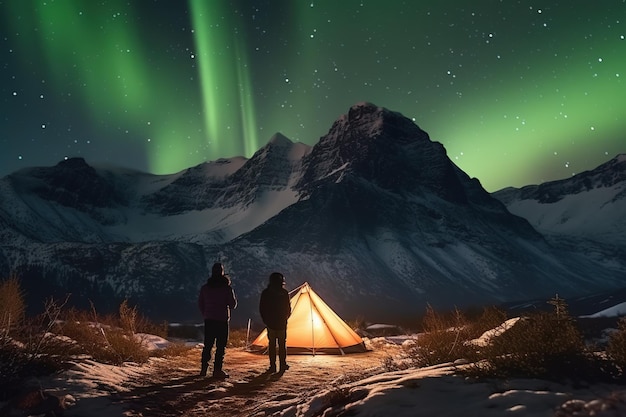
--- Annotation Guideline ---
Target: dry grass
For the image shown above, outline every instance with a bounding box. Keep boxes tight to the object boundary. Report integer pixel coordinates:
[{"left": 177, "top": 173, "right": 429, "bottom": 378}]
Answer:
[
  {"left": 0, "top": 277, "right": 192, "bottom": 399},
  {"left": 53, "top": 302, "right": 156, "bottom": 365},
  {"left": 607, "top": 317, "right": 626, "bottom": 369},
  {"left": 229, "top": 326, "right": 252, "bottom": 348},
  {"left": 403, "top": 304, "right": 477, "bottom": 367},
  {"left": 0, "top": 276, "right": 25, "bottom": 333},
  {"left": 401, "top": 297, "right": 625, "bottom": 383},
  {"left": 466, "top": 297, "right": 620, "bottom": 382},
  {"left": 8, "top": 272, "right": 626, "bottom": 402},
  {"left": 1, "top": 279, "right": 68, "bottom": 399},
  {"left": 467, "top": 311, "right": 596, "bottom": 380}
]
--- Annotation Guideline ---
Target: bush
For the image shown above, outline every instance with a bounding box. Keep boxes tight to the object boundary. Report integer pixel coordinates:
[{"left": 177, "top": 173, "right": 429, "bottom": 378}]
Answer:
[
  {"left": 0, "top": 277, "right": 193, "bottom": 400},
  {"left": 100, "top": 327, "right": 150, "bottom": 364},
  {"left": 468, "top": 308, "right": 607, "bottom": 381},
  {"left": 119, "top": 299, "right": 138, "bottom": 334},
  {"left": 0, "top": 286, "right": 71, "bottom": 399},
  {"left": 404, "top": 305, "right": 475, "bottom": 367},
  {"left": 466, "top": 306, "right": 508, "bottom": 340},
  {"left": 402, "top": 300, "right": 618, "bottom": 383},
  {"left": 0, "top": 276, "right": 25, "bottom": 333},
  {"left": 118, "top": 299, "right": 168, "bottom": 339},
  {"left": 55, "top": 302, "right": 151, "bottom": 365},
  {"left": 607, "top": 317, "right": 626, "bottom": 370}
]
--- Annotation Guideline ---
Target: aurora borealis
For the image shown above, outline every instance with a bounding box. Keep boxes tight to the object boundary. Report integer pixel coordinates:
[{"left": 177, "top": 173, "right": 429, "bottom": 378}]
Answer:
[{"left": 1, "top": 1, "right": 624, "bottom": 191}]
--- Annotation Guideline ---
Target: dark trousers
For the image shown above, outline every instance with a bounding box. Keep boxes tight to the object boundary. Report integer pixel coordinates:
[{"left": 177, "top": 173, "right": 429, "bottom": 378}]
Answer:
[
  {"left": 267, "top": 327, "right": 287, "bottom": 368},
  {"left": 202, "top": 319, "right": 229, "bottom": 371}
]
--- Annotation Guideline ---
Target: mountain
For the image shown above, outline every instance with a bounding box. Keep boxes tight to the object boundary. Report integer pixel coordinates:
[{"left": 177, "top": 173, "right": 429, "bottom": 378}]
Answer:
[
  {"left": 0, "top": 103, "right": 624, "bottom": 325},
  {"left": 492, "top": 154, "right": 626, "bottom": 290},
  {"left": 492, "top": 154, "right": 626, "bottom": 247}
]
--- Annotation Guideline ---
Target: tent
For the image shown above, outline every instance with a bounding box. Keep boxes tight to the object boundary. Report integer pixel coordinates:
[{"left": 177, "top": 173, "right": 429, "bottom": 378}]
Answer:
[{"left": 250, "top": 282, "right": 367, "bottom": 354}]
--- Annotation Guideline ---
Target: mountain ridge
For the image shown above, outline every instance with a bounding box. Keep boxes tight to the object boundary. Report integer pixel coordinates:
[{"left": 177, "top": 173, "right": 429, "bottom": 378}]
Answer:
[
  {"left": 0, "top": 103, "right": 624, "bottom": 324},
  {"left": 492, "top": 153, "right": 626, "bottom": 247}
]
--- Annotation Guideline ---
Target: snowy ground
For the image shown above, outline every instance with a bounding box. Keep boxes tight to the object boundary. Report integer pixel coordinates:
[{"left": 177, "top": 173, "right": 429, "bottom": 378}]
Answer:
[{"left": 4, "top": 333, "right": 626, "bottom": 417}]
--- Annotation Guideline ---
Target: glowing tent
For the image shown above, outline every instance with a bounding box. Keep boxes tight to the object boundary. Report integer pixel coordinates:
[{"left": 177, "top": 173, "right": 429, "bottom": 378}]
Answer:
[{"left": 250, "top": 282, "right": 367, "bottom": 354}]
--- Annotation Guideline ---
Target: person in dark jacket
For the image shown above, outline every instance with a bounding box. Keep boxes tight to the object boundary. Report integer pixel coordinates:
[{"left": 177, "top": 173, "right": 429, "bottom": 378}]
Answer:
[
  {"left": 259, "top": 272, "right": 291, "bottom": 373},
  {"left": 198, "top": 262, "right": 237, "bottom": 378}
]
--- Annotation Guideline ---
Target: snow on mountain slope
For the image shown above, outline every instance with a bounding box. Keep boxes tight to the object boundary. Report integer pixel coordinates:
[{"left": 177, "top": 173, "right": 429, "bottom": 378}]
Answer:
[
  {"left": 0, "top": 104, "right": 624, "bottom": 324},
  {"left": 132, "top": 134, "right": 311, "bottom": 244},
  {"left": 200, "top": 104, "right": 625, "bottom": 322},
  {"left": 581, "top": 302, "right": 626, "bottom": 318},
  {"left": 493, "top": 154, "right": 626, "bottom": 246},
  {"left": 502, "top": 185, "right": 625, "bottom": 242},
  {"left": 0, "top": 137, "right": 312, "bottom": 246}
]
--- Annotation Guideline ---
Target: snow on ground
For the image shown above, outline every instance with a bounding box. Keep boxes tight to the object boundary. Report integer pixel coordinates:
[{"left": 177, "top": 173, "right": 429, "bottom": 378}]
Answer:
[
  {"left": 5, "top": 315, "right": 626, "bottom": 416},
  {"left": 3, "top": 335, "right": 626, "bottom": 416},
  {"left": 282, "top": 362, "right": 626, "bottom": 417},
  {"left": 469, "top": 317, "right": 522, "bottom": 347}
]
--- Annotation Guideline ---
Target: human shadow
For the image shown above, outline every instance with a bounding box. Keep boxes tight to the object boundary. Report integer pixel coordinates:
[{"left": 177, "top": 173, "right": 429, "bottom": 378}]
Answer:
[
  {"left": 116, "top": 369, "right": 284, "bottom": 416},
  {"left": 227, "top": 369, "right": 284, "bottom": 395}
]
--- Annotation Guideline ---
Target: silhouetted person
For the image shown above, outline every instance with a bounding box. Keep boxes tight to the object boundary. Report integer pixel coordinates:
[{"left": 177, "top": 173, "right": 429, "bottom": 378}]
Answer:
[
  {"left": 259, "top": 272, "right": 291, "bottom": 373},
  {"left": 198, "top": 262, "right": 237, "bottom": 378}
]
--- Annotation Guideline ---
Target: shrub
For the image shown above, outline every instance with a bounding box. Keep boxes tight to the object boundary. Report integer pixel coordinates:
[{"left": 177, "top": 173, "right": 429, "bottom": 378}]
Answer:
[
  {"left": 56, "top": 302, "right": 151, "bottom": 365},
  {"left": 118, "top": 300, "right": 168, "bottom": 339},
  {"left": 0, "top": 280, "right": 192, "bottom": 400},
  {"left": 607, "top": 317, "right": 626, "bottom": 370},
  {"left": 466, "top": 306, "right": 508, "bottom": 340},
  {"left": 99, "top": 327, "right": 150, "bottom": 364},
  {"left": 380, "top": 354, "right": 410, "bottom": 372},
  {"left": 21, "top": 296, "right": 77, "bottom": 367},
  {"left": 347, "top": 316, "right": 367, "bottom": 333},
  {"left": 404, "top": 305, "right": 475, "bottom": 367},
  {"left": 0, "top": 277, "right": 25, "bottom": 366},
  {"left": 119, "top": 299, "right": 138, "bottom": 334},
  {"left": 0, "top": 276, "right": 25, "bottom": 333},
  {"left": 0, "top": 290, "right": 72, "bottom": 400},
  {"left": 468, "top": 308, "right": 602, "bottom": 381}
]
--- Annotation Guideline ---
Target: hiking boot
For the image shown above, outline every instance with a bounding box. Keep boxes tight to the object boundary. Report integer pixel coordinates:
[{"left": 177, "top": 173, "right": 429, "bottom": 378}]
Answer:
[
  {"left": 199, "top": 364, "right": 208, "bottom": 377},
  {"left": 212, "top": 369, "right": 229, "bottom": 379},
  {"left": 279, "top": 363, "right": 289, "bottom": 372},
  {"left": 267, "top": 366, "right": 277, "bottom": 373}
]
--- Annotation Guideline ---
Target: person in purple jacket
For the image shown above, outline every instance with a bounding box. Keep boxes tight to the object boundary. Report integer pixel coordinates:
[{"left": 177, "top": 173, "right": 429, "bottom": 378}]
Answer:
[{"left": 198, "top": 262, "right": 237, "bottom": 378}]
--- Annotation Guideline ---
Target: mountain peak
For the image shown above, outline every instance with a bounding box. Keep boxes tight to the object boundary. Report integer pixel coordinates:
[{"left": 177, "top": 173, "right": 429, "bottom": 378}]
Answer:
[
  {"left": 300, "top": 102, "right": 472, "bottom": 201},
  {"left": 348, "top": 101, "right": 382, "bottom": 114},
  {"left": 56, "top": 157, "right": 91, "bottom": 169},
  {"left": 268, "top": 132, "right": 293, "bottom": 147},
  {"left": 1, "top": 103, "right": 624, "bottom": 325},
  {"left": 493, "top": 152, "right": 626, "bottom": 247},
  {"left": 610, "top": 153, "right": 626, "bottom": 168},
  {"left": 325, "top": 102, "right": 427, "bottom": 145}
]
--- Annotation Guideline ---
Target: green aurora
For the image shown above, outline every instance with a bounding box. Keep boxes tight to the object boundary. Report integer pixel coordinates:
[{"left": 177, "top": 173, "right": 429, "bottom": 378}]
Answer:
[{"left": 1, "top": 0, "right": 624, "bottom": 191}]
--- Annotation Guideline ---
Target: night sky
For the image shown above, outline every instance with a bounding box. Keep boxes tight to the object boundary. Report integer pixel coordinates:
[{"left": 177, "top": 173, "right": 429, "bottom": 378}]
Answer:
[{"left": 1, "top": 1, "right": 624, "bottom": 191}]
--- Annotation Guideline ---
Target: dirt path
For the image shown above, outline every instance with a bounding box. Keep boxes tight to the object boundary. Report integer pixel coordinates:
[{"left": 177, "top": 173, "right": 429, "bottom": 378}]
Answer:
[{"left": 117, "top": 346, "right": 395, "bottom": 417}]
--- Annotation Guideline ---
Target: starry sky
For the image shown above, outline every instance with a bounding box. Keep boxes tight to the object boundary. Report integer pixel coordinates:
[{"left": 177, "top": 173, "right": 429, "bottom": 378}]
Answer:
[{"left": 1, "top": 0, "right": 624, "bottom": 191}]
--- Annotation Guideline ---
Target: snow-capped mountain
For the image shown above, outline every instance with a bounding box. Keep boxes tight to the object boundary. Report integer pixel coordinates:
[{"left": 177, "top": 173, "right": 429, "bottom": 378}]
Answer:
[
  {"left": 493, "top": 154, "right": 626, "bottom": 247},
  {"left": 0, "top": 103, "right": 624, "bottom": 325},
  {"left": 492, "top": 154, "right": 626, "bottom": 293}
]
